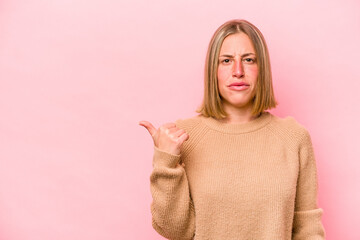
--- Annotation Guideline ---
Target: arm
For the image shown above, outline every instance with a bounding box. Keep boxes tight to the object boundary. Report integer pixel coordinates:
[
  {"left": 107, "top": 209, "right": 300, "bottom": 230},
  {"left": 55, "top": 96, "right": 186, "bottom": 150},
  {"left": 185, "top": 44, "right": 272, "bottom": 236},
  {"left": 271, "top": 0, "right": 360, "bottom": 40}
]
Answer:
[
  {"left": 150, "top": 145, "right": 196, "bottom": 240},
  {"left": 292, "top": 130, "right": 326, "bottom": 240}
]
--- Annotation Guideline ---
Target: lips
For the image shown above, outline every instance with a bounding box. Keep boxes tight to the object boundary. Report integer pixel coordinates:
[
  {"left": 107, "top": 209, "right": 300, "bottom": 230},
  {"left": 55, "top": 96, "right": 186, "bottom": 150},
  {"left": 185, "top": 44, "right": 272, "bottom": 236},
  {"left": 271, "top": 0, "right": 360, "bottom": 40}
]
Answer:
[{"left": 228, "top": 82, "right": 249, "bottom": 87}]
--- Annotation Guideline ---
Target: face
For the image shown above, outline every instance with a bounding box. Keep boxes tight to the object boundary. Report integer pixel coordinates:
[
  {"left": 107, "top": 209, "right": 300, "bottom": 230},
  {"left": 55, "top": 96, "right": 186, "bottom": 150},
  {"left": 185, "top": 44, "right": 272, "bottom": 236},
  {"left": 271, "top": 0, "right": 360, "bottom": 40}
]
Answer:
[{"left": 217, "top": 32, "right": 258, "bottom": 111}]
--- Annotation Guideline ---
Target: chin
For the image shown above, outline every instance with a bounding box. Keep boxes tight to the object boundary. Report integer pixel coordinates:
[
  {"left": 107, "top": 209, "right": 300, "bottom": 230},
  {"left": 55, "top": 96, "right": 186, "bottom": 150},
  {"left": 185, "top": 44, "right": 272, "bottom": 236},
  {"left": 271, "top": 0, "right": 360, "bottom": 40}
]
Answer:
[{"left": 224, "top": 100, "right": 252, "bottom": 108}]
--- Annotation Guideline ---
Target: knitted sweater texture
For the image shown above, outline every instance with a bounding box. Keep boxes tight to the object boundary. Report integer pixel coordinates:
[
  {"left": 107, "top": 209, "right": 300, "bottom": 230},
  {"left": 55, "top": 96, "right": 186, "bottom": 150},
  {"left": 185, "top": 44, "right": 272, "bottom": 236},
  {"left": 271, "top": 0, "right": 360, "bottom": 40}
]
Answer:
[{"left": 150, "top": 111, "right": 326, "bottom": 240}]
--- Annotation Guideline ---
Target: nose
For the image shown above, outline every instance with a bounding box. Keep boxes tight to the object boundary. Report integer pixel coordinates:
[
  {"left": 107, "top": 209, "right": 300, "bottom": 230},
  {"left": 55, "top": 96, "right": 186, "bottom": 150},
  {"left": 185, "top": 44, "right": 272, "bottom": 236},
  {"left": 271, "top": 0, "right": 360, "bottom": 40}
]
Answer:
[{"left": 232, "top": 59, "right": 244, "bottom": 78}]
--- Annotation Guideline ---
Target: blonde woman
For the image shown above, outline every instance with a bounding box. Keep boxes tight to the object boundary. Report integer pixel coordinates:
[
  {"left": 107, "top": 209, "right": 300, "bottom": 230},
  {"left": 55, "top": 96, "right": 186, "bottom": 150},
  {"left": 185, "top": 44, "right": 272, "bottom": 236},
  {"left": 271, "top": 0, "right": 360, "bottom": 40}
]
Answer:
[{"left": 139, "top": 19, "right": 325, "bottom": 240}]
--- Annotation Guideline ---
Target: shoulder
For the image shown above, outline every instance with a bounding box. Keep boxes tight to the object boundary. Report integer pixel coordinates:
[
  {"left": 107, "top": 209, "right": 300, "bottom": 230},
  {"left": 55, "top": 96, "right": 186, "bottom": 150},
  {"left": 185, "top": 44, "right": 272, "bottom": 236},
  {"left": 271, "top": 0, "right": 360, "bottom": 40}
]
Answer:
[
  {"left": 173, "top": 114, "right": 206, "bottom": 157},
  {"left": 269, "top": 113, "right": 312, "bottom": 148},
  {"left": 174, "top": 114, "right": 203, "bottom": 134}
]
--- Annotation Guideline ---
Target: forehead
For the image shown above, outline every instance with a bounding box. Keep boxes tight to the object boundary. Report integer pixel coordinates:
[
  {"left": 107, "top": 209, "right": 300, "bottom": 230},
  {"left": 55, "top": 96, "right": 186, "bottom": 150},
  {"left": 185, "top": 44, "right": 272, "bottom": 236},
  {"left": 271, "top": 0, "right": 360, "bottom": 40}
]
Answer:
[{"left": 219, "top": 32, "right": 255, "bottom": 53}]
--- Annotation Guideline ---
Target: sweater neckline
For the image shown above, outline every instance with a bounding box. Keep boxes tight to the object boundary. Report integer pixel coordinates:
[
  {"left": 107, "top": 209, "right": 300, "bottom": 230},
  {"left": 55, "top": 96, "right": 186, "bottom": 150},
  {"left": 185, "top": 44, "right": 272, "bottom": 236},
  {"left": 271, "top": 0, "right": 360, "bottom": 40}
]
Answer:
[{"left": 199, "top": 111, "right": 273, "bottom": 134}]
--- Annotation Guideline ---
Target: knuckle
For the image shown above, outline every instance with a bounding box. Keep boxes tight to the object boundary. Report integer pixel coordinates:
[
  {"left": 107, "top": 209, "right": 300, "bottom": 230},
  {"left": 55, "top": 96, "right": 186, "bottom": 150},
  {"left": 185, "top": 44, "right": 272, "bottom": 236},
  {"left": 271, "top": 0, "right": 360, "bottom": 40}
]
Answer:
[{"left": 160, "top": 126, "right": 167, "bottom": 133}]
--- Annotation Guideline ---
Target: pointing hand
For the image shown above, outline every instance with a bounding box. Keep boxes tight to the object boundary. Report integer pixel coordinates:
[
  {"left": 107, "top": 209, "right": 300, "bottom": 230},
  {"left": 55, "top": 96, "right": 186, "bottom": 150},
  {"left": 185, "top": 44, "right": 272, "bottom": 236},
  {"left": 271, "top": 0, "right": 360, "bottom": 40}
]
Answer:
[{"left": 139, "top": 120, "right": 189, "bottom": 155}]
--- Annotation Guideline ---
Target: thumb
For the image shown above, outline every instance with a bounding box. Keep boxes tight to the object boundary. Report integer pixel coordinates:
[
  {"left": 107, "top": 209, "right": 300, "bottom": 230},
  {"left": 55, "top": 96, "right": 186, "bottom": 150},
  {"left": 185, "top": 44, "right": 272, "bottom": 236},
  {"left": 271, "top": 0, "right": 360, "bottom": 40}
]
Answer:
[{"left": 138, "top": 120, "right": 157, "bottom": 137}]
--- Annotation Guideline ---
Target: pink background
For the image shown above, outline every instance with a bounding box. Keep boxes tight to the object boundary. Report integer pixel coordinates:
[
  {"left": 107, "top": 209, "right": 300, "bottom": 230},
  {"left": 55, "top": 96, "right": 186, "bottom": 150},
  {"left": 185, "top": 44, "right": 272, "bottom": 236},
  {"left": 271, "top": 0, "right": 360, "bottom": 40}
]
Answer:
[{"left": 0, "top": 0, "right": 359, "bottom": 239}]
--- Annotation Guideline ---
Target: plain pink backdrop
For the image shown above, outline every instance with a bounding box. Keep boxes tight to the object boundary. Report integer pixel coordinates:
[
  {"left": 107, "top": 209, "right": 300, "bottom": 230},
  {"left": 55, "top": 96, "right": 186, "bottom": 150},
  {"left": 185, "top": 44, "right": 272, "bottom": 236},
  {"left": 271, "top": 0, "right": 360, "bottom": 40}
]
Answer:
[{"left": 0, "top": 0, "right": 359, "bottom": 239}]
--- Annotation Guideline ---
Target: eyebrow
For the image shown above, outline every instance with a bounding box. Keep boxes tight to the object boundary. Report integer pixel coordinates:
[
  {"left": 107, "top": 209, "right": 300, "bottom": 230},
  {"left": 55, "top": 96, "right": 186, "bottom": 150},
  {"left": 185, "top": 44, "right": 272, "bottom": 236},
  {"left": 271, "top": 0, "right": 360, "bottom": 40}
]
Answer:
[{"left": 219, "top": 53, "right": 256, "bottom": 58}]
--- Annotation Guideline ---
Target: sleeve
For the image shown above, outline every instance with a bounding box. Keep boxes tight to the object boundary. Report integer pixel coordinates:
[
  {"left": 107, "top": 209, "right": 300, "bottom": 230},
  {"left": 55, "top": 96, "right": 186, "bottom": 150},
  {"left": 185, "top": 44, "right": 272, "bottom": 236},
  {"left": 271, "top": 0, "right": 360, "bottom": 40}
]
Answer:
[
  {"left": 149, "top": 145, "right": 196, "bottom": 240},
  {"left": 292, "top": 130, "right": 326, "bottom": 240}
]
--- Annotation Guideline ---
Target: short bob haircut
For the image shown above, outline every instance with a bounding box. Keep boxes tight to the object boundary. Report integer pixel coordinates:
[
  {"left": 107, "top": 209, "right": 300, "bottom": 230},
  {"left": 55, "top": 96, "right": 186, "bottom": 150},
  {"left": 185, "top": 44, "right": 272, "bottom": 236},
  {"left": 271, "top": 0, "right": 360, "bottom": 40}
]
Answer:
[{"left": 196, "top": 19, "right": 278, "bottom": 120}]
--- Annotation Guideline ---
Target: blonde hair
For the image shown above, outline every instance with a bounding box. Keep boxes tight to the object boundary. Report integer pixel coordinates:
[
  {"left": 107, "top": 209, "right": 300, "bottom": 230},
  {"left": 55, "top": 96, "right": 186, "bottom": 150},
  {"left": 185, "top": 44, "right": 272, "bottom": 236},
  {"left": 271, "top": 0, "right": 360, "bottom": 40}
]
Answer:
[{"left": 196, "top": 19, "right": 278, "bottom": 119}]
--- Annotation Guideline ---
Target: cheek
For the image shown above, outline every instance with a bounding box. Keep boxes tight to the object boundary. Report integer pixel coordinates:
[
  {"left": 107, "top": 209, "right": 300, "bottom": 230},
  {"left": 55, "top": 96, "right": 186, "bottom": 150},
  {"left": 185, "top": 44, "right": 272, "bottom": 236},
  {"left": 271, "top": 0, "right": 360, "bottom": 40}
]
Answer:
[
  {"left": 217, "top": 66, "right": 230, "bottom": 82},
  {"left": 246, "top": 65, "right": 258, "bottom": 78}
]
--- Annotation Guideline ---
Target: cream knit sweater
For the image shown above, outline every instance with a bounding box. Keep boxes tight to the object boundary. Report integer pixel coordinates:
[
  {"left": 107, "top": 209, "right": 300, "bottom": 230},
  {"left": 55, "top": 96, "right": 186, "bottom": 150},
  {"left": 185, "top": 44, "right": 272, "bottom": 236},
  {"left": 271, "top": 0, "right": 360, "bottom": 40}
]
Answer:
[{"left": 150, "top": 111, "right": 326, "bottom": 240}]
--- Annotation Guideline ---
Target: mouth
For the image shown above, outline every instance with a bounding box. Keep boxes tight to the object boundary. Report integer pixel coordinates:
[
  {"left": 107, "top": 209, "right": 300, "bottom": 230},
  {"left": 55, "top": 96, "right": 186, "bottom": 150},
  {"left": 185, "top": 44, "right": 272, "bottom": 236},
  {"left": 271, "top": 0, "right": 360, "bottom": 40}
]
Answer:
[
  {"left": 228, "top": 85, "right": 250, "bottom": 91},
  {"left": 228, "top": 82, "right": 250, "bottom": 87}
]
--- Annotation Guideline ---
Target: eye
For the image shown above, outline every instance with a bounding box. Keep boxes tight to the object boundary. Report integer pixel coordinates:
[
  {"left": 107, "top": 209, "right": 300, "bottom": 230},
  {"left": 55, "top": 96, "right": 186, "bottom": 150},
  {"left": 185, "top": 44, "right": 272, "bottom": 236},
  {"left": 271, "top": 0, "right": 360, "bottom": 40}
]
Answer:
[
  {"left": 244, "top": 58, "right": 255, "bottom": 63},
  {"left": 221, "top": 59, "right": 231, "bottom": 64}
]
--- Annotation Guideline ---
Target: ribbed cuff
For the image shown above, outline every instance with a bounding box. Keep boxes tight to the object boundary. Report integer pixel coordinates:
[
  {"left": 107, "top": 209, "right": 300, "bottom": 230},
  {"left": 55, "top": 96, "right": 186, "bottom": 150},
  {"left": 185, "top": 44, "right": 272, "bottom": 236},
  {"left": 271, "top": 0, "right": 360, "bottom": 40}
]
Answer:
[
  {"left": 294, "top": 208, "right": 323, "bottom": 220},
  {"left": 293, "top": 208, "right": 325, "bottom": 239},
  {"left": 153, "top": 146, "right": 181, "bottom": 168}
]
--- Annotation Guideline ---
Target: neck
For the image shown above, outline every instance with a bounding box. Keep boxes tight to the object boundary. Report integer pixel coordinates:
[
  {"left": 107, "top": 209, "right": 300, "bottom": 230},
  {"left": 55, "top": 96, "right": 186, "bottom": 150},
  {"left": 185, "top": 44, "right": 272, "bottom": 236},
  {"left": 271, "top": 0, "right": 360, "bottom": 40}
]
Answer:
[
  {"left": 200, "top": 111, "right": 272, "bottom": 134},
  {"left": 220, "top": 102, "right": 259, "bottom": 124}
]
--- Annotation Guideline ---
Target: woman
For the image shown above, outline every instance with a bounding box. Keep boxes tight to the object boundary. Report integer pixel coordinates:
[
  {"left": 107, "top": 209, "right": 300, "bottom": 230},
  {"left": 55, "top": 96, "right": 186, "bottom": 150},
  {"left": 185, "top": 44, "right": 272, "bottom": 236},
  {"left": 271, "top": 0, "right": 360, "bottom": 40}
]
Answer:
[{"left": 139, "top": 19, "right": 325, "bottom": 240}]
